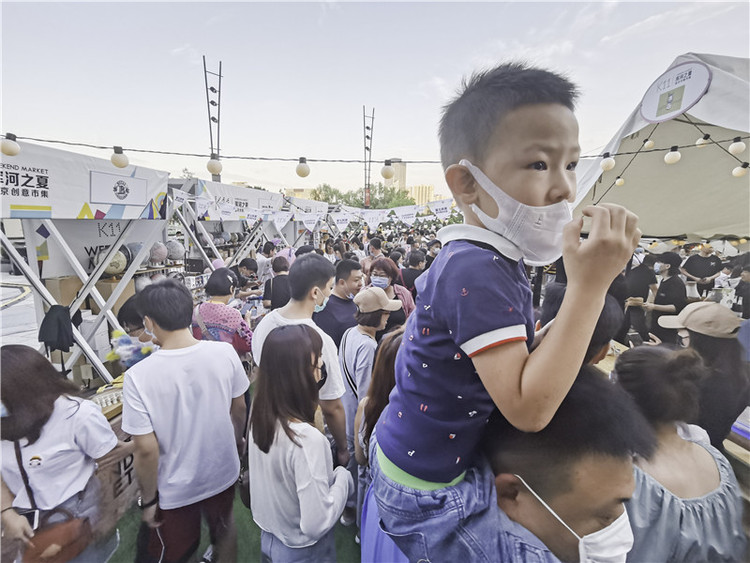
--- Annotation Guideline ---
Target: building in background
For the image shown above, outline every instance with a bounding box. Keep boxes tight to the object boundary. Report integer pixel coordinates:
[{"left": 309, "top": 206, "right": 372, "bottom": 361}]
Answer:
[
  {"left": 384, "top": 158, "right": 407, "bottom": 190},
  {"left": 284, "top": 187, "right": 317, "bottom": 200},
  {"left": 408, "top": 184, "right": 436, "bottom": 205}
]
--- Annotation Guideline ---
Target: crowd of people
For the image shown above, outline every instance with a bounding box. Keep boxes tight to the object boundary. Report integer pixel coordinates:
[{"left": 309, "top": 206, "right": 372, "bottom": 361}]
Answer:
[{"left": 1, "top": 60, "right": 748, "bottom": 563}]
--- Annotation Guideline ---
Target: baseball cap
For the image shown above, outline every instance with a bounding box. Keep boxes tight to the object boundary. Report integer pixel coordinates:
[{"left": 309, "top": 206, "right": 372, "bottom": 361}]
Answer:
[
  {"left": 354, "top": 287, "right": 403, "bottom": 314},
  {"left": 658, "top": 301, "right": 741, "bottom": 338}
]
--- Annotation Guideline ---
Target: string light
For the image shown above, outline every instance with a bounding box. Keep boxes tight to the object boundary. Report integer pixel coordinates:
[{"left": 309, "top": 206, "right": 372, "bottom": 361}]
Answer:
[
  {"left": 732, "top": 162, "right": 749, "bottom": 178},
  {"left": 206, "top": 153, "right": 222, "bottom": 175},
  {"left": 600, "top": 152, "right": 616, "bottom": 171},
  {"left": 695, "top": 134, "right": 710, "bottom": 148},
  {"left": 664, "top": 146, "right": 681, "bottom": 164},
  {"left": 110, "top": 146, "right": 129, "bottom": 168},
  {"left": 381, "top": 159, "right": 395, "bottom": 179},
  {"left": 1, "top": 133, "right": 20, "bottom": 156},
  {"left": 643, "top": 139, "right": 655, "bottom": 150},
  {"left": 615, "top": 176, "right": 625, "bottom": 186},
  {"left": 295, "top": 157, "right": 310, "bottom": 178},
  {"left": 729, "top": 137, "right": 747, "bottom": 156}
]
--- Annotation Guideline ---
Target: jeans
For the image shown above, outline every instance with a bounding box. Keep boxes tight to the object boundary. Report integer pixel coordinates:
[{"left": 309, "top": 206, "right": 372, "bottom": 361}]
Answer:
[
  {"left": 260, "top": 528, "right": 336, "bottom": 562},
  {"left": 369, "top": 433, "right": 501, "bottom": 563}
]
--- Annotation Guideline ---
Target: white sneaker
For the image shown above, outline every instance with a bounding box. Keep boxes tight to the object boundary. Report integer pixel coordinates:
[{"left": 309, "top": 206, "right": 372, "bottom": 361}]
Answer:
[{"left": 201, "top": 545, "right": 214, "bottom": 563}]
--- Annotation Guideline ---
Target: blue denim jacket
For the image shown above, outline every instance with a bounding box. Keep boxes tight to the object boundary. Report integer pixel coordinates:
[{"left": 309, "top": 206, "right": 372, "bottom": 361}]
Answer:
[{"left": 497, "top": 506, "right": 562, "bottom": 562}]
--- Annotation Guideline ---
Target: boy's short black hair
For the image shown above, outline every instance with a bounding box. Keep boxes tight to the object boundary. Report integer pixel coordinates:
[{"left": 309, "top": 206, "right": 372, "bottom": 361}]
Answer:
[
  {"left": 288, "top": 253, "right": 335, "bottom": 301},
  {"left": 409, "top": 250, "right": 426, "bottom": 267},
  {"left": 137, "top": 279, "right": 193, "bottom": 331},
  {"left": 295, "top": 245, "right": 314, "bottom": 257},
  {"left": 204, "top": 267, "right": 237, "bottom": 297},
  {"left": 239, "top": 258, "right": 258, "bottom": 272},
  {"left": 262, "top": 241, "right": 276, "bottom": 255},
  {"left": 369, "top": 237, "right": 382, "bottom": 251},
  {"left": 336, "top": 259, "right": 362, "bottom": 283},
  {"left": 272, "top": 256, "right": 290, "bottom": 273},
  {"left": 483, "top": 366, "right": 655, "bottom": 501},
  {"left": 641, "top": 253, "right": 657, "bottom": 267},
  {"left": 117, "top": 295, "right": 143, "bottom": 331},
  {"left": 439, "top": 62, "right": 579, "bottom": 169}
]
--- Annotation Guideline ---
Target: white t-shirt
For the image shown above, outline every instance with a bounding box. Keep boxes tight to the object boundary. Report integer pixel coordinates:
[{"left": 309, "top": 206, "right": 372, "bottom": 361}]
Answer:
[
  {"left": 257, "top": 254, "right": 273, "bottom": 285},
  {"left": 1, "top": 396, "right": 117, "bottom": 510},
  {"left": 251, "top": 310, "right": 345, "bottom": 401},
  {"left": 248, "top": 421, "right": 352, "bottom": 547},
  {"left": 122, "top": 340, "right": 249, "bottom": 509}
]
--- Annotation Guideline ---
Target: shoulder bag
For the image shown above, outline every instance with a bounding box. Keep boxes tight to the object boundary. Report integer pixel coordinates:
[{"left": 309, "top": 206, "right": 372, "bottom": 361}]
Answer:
[{"left": 14, "top": 442, "right": 93, "bottom": 563}]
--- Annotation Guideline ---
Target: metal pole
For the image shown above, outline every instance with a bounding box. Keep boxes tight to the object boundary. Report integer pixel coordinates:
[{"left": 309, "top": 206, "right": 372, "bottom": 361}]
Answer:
[{"left": 203, "top": 55, "right": 214, "bottom": 157}]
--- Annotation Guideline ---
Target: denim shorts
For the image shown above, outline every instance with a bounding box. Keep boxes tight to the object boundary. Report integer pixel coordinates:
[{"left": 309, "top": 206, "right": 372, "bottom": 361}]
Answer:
[
  {"left": 260, "top": 528, "right": 336, "bottom": 563},
  {"left": 369, "top": 433, "right": 501, "bottom": 563}
]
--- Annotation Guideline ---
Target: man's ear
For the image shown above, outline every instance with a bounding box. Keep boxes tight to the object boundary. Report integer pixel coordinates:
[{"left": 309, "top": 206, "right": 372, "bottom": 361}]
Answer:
[
  {"left": 445, "top": 164, "right": 480, "bottom": 209},
  {"left": 495, "top": 473, "right": 523, "bottom": 516}
]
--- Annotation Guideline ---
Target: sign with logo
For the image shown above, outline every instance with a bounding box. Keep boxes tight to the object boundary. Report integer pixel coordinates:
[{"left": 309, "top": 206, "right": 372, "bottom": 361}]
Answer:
[
  {"left": 171, "top": 188, "right": 188, "bottom": 208},
  {"left": 273, "top": 211, "right": 294, "bottom": 231},
  {"left": 640, "top": 61, "right": 712, "bottom": 123},
  {"left": 394, "top": 205, "right": 418, "bottom": 226},
  {"left": 330, "top": 212, "right": 352, "bottom": 231},
  {"left": 296, "top": 212, "right": 321, "bottom": 232},
  {"left": 90, "top": 171, "right": 148, "bottom": 206}
]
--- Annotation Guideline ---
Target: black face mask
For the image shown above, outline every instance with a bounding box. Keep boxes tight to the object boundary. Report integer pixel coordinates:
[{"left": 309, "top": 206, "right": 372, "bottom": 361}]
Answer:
[{"left": 317, "top": 363, "right": 328, "bottom": 390}]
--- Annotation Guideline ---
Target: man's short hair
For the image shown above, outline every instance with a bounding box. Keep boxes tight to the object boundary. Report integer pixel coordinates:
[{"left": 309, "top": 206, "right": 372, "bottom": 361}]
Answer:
[
  {"left": 369, "top": 237, "right": 382, "bottom": 251},
  {"left": 336, "top": 259, "right": 362, "bottom": 283},
  {"left": 272, "top": 256, "right": 290, "bottom": 273},
  {"left": 742, "top": 265, "right": 750, "bottom": 273},
  {"left": 541, "top": 284, "right": 623, "bottom": 364},
  {"left": 288, "top": 253, "right": 335, "bottom": 301},
  {"left": 137, "top": 279, "right": 194, "bottom": 331},
  {"left": 262, "top": 241, "right": 276, "bottom": 255},
  {"left": 483, "top": 366, "right": 655, "bottom": 501},
  {"left": 641, "top": 253, "right": 657, "bottom": 267},
  {"left": 117, "top": 295, "right": 143, "bottom": 331},
  {"left": 439, "top": 62, "right": 579, "bottom": 169},
  {"left": 239, "top": 258, "right": 258, "bottom": 272},
  {"left": 409, "top": 250, "right": 426, "bottom": 267},
  {"left": 295, "top": 245, "right": 314, "bottom": 257}
]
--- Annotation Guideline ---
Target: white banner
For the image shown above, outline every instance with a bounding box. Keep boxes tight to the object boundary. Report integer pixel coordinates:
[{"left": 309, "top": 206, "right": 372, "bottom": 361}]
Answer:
[
  {"left": 428, "top": 198, "right": 454, "bottom": 221},
  {"left": 393, "top": 205, "right": 419, "bottom": 226},
  {"left": 195, "top": 197, "right": 212, "bottom": 217},
  {"left": 362, "top": 210, "right": 385, "bottom": 230},
  {"left": 171, "top": 188, "right": 188, "bottom": 208},
  {"left": 219, "top": 202, "right": 234, "bottom": 219},
  {"left": 245, "top": 208, "right": 261, "bottom": 226},
  {"left": 331, "top": 212, "right": 352, "bottom": 231},
  {"left": 289, "top": 196, "right": 328, "bottom": 215},
  {"left": 273, "top": 211, "right": 294, "bottom": 231},
  {"left": 194, "top": 180, "right": 283, "bottom": 220},
  {"left": 296, "top": 212, "right": 321, "bottom": 232},
  {"left": 1, "top": 141, "right": 168, "bottom": 220}
]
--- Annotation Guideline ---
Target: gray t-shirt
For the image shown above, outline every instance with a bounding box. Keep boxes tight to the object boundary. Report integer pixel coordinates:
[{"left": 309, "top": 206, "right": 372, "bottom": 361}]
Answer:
[{"left": 339, "top": 327, "right": 377, "bottom": 444}]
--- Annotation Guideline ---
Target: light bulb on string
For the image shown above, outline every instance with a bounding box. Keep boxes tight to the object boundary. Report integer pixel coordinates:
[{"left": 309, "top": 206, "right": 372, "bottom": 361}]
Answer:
[
  {"left": 732, "top": 162, "right": 749, "bottom": 178},
  {"left": 206, "top": 154, "right": 222, "bottom": 175},
  {"left": 664, "top": 146, "right": 681, "bottom": 164},
  {"left": 729, "top": 137, "right": 747, "bottom": 156},
  {"left": 615, "top": 176, "right": 625, "bottom": 187},
  {"left": 695, "top": 134, "right": 710, "bottom": 148},
  {"left": 110, "top": 146, "right": 129, "bottom": 168},
  {"left": 381, "top": 160, "right": 395, "bottom": 179},
  {"left": 600, "top": 152, "right": 616, "bottom": 171},
  {"left": 642, "top": 139, "right": 655, "bottom": 150},
  {"left": 296, "top": 157, "right": 310, "bottom": 178},
  {"left": 1, "top": 133, "right": 20, "bottom": 156}
]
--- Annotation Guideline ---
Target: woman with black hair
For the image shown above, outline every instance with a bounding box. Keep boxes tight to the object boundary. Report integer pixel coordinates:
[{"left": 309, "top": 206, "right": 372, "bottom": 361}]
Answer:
[
  {"left": 247, "top": 325, "right": 352, "bottom": 562},
  {"left": 614, "top": 345, "right": 746, "bottom": 562},
  {"left": 0, "top": 345, "right": 131, "bottom": 562},
  {"left": 192, "top": 267, "right": 253, "bottom": 356}
]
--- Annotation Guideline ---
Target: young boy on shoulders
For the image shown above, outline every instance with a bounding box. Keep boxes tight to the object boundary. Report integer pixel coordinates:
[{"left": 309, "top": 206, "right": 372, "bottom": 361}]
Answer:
[{"left": 370, "top": 62, "right": 641, "bottom": 562}]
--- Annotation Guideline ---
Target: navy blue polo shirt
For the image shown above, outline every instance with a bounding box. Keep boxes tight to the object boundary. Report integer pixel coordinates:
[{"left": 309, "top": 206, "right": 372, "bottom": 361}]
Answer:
[{"left": 377, "top": 225, "right": 534, "bottom": 482}]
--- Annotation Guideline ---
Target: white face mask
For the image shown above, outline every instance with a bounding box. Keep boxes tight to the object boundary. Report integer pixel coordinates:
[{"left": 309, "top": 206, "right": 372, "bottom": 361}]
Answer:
[
  {"left": 461, "top": 159, "right": 572, "bottom": 266},
  {"left": 371, "top": 275, "right": 390, "bottom": 289},
  {"left": 515, "top": 474, "right": 634, "bottom": 563}
]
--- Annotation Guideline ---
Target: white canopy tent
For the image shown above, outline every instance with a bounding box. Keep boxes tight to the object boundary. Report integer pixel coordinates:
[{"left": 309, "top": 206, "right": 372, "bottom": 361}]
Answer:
[{"left": 574, "top": 53, "right": 749, "bottom": 239}]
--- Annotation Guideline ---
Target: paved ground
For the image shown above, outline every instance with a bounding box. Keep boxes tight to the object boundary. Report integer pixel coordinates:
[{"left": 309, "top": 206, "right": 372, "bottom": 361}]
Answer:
[{"left": 0, "top": 273, "right": 42, "bottom": 349}]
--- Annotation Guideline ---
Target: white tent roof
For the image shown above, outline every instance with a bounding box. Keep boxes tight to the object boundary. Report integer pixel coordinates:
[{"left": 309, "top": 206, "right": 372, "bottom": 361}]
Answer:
[{"left": 574, "top": 53, "right": 749, "bottom": 238}]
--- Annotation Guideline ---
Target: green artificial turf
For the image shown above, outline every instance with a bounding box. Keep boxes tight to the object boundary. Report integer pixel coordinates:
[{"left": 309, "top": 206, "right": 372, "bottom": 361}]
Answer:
[{"left": 109, "top": 494, "right": 361, "bottom": 562}]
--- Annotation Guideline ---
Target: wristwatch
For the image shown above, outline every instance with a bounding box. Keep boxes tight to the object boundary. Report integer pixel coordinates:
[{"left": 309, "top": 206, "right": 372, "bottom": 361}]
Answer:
[{"left": 137, "top": 492, "right": 159, "bottom": 509}]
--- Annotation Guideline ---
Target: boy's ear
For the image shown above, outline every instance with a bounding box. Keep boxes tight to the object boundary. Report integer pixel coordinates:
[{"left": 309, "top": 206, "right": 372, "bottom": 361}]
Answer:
[
  {"left": 445, "top": 164, "right": 480, "bottom": 208},
  {"left": 495, "top": 473, "right": 523, "bottom": 515}
]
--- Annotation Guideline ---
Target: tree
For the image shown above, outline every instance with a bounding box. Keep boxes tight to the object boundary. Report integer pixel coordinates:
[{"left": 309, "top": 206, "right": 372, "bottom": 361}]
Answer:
[
  {"left": 310, "top": 182, "right": 415, "bottom": 209},
  {"left": 180, "top": 168, "right": 195, "bottom": 179},
  {"left": 310, "top": 184, "right": 344, "bottom": 204}
]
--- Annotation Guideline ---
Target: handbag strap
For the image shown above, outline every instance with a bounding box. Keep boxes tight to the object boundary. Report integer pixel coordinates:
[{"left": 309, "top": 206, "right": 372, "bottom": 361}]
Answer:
[
  {"left": 340, "top": 328, "right": 358, "bottom": 400},
  {"left": 194, "top": 304, "right": 216, "bottom": 341},
  {"left": 14, "top": 441, "right": 37, "bottom": 510}
]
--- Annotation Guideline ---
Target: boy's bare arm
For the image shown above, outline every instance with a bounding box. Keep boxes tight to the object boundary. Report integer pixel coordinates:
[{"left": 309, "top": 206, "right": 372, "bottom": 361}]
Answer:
[{"left": 473, "top": 204, "right": 640, "bottom": 432}]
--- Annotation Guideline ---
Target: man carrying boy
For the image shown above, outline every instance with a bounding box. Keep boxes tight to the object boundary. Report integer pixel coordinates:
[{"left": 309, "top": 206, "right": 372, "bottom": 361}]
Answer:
[
  {"left": 370, "top": 62, "right": 641, "bottom": 561},
  {"left": 122, "top": 280, "right": 248, "bottom": 562}
]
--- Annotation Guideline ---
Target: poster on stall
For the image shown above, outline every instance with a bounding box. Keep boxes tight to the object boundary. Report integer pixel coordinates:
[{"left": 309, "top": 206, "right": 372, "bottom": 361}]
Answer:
[
  {"left": 193, "top": 180, "right": 283, "bottom": 220},
  {"left": 428, "top": 198, "right": 454, "bottom": 221},
  {"left": 273, "top": 211, "right": 294, "bottom": 231},
  {"left": 330, "top": 212, "right": 353, "bottom": 231},
  {"left": 1, "top": 141, "right": 168, "bottom": 220},
  {"left": 289, "top": 196, "right": 328, "bottom": 215}
]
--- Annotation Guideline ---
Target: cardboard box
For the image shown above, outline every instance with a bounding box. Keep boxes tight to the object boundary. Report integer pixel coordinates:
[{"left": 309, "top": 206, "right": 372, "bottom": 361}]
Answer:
[
  {"left": 44, "top": 275, "right": 84, "bottom": 307},
  {"left": 91, "top": 278, "right": 135, "bottom": 316}
]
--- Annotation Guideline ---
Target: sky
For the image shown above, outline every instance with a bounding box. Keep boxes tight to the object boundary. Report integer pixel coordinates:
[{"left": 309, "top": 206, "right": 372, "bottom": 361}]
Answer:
[{"left": 2, "top": 1, "right": 748, "bottom": 198}]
